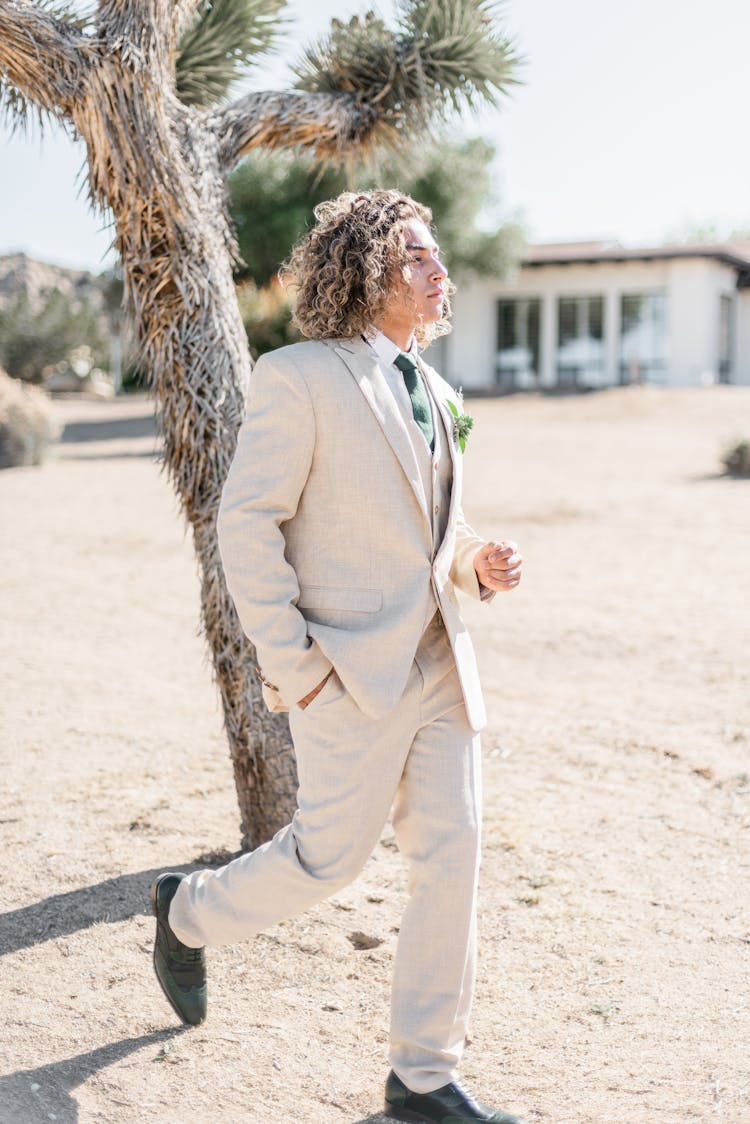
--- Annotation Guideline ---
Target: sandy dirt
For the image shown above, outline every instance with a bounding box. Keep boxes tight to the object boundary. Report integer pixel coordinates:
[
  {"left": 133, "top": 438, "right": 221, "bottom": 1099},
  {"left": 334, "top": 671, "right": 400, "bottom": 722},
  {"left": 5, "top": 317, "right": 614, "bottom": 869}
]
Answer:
[{"left": 1, "top": 386, "right": 748, "bottom": 1124}]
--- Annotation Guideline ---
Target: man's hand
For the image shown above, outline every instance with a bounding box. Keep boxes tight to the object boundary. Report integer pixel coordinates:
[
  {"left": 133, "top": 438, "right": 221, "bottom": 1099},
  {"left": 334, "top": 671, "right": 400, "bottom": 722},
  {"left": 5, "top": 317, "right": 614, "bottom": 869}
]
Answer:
[
  {"left": 473, "top": 541, "right": 522, "bottom": 593},
  {"left": 298, "top": 669, "right": 333, "bottom": 709}
]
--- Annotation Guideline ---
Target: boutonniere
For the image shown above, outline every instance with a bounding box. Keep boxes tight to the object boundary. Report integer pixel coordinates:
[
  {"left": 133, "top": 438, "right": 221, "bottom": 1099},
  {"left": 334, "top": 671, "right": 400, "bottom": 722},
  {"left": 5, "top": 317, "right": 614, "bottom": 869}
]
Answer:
[{"left": 446, "top": 395, "right": 474, "bottom": 453}]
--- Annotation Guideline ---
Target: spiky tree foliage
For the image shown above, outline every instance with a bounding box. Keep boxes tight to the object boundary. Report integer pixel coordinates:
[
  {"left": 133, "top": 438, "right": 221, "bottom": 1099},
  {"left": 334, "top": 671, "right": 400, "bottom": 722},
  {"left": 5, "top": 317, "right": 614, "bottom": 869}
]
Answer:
[
  {"left": 0, "top": 0, "right": 519, "bottom": 847},
  {"left": 176, "top": 0, "right": 286, "bottom": 107},
  {"left": 296, "top": 2, "right": 517, "bottom": 137}
]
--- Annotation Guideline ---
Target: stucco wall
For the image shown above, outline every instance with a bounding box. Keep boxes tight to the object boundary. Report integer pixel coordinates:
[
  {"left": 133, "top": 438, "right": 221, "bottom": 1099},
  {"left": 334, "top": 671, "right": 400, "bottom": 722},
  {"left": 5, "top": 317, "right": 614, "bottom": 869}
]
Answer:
[
  {"left": 735, "top": 290, "right": 750, "bottom": 385},
  {"left": 665, "top": 258, "right": 739, "bottom": 386},
  {"left": 447, "top": 255, "right": 747, "bottom": 389}
]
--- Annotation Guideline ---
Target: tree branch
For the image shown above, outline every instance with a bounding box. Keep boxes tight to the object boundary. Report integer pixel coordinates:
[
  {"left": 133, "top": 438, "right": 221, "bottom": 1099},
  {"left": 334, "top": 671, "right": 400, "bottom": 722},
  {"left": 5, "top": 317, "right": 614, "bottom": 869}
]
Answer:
[
  {"left": 0, "top": 0, "right": 90, "bottom": 119},
  {"left": 172, "top": 0, "right": 203, "bottom": 43},
  {"left": 213, "top": 88, "right": 379, "bottom": 172},
  {"left": 93, "top": 0, "right": 235, "bottom": 68},
  {"left": 95, "top": 0, "right": 171, "bottom": 61}
]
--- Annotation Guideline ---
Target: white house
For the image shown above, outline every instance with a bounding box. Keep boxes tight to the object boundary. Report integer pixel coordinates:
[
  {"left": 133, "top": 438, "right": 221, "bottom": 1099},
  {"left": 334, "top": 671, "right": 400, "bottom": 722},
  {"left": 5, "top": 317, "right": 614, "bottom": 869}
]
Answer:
[{"left": 435, "top": 241, "right": 750, "bottom": 392}]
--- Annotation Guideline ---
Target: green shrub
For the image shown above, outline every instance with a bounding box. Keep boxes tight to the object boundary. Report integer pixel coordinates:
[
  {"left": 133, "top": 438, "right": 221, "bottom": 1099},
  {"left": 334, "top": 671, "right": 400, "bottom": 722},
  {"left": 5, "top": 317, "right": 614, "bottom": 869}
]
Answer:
[
  {"left": 0, "top": 367, "right": 59, "bottom": 468},
  {"left": 721, "top": 438, "right": 750, "bottom": 477}
]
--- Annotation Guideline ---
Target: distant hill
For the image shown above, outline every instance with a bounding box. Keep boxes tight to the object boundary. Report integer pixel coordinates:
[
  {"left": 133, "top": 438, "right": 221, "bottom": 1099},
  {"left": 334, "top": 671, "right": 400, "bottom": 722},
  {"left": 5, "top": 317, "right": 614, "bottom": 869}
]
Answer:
[{"left": 0, "top": 252, "right": 114, "bottom": 317}]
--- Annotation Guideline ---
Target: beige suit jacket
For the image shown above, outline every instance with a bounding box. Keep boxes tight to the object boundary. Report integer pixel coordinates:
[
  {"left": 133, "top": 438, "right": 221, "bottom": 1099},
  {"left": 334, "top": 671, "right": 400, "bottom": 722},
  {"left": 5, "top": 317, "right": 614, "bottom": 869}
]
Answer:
[{"left": 217, "top": 336, "right": 489, "bottom": 731}]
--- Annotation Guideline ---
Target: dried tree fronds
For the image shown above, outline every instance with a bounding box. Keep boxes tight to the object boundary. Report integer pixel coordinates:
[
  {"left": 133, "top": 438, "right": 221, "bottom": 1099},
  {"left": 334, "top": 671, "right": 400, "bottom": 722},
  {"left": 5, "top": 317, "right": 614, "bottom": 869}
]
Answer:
[
  {"left": 176, "top": 0, "right": 287, "bottom": 107},
  {"left": 292, "top": 0, "right": 520, "bottom": 149},
  {"left": 21, "top": 0, "right": 91, "bottom": 27},
  {"left": 0, "top": 0, "right": 91, "bottom": 131}
]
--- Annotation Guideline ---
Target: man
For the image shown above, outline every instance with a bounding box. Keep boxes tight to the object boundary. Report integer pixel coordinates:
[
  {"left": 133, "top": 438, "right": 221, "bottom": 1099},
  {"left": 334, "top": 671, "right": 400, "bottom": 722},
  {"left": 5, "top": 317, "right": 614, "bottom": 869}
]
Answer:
[{"left": 151, "top": 190, "right": 526, "bottom": 1124}]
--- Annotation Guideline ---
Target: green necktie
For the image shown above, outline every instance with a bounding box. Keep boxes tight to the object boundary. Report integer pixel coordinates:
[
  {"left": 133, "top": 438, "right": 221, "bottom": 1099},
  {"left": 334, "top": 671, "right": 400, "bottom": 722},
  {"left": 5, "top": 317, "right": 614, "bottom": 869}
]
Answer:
[{"left": 394, "top": 352, "right": 435, "bottom": 452}]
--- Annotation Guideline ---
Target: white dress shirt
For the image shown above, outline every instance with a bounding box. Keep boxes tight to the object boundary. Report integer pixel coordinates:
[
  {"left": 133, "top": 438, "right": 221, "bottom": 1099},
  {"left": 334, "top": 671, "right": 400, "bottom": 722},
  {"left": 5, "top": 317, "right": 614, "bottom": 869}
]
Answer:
[{"left": 364, "top": 328, "right": 443, "bottom": 459}]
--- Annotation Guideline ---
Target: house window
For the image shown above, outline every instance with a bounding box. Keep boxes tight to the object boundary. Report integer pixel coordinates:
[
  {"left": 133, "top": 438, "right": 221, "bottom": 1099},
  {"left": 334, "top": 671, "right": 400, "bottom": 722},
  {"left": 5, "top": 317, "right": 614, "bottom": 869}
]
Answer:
[
  {"left": 619, "top": 293, "right": 668, "bottom": 384},
  {"left": 556, "top": 296, "right": 605, "bottom": 387},
  {"left": 719, "top": 295, "right": 733, "bottom": 383},
  {"left": 496, "top": 298, "right": 541, "bottom": 389}
]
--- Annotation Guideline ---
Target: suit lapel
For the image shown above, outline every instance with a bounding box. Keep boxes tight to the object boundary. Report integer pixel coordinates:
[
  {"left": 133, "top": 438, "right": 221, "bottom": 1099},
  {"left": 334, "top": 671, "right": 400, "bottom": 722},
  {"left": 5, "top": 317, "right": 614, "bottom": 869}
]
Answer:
[{"left": 327, "top": 338, "right": 431, "bottom": 529}]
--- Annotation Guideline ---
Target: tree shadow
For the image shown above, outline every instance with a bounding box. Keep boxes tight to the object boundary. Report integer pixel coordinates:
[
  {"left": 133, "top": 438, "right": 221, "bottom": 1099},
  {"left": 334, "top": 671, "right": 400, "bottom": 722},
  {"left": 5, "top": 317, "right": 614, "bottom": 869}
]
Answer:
[
  {"left": 0, "top": 1028, "right": 185, "bottom": 1123},
  {"left": 0, "top": 865, "right": 199, "bottom": 957},
  {"left": 687, "top": 470, "right": 748, "bottom": 482},
  {"left": 60, "top": 414, "right": 156, "bottom": 443},
  {"left": 59, "top": 449, "right": 160, "bottom": 462}
]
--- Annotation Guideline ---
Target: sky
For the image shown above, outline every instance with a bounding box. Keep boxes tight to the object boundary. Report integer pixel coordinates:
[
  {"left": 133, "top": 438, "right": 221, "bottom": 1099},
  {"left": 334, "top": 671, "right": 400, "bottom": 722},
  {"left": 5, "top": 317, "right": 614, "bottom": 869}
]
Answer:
[{"left": 1, "top": 0, "right": 748, "bottom": 271}]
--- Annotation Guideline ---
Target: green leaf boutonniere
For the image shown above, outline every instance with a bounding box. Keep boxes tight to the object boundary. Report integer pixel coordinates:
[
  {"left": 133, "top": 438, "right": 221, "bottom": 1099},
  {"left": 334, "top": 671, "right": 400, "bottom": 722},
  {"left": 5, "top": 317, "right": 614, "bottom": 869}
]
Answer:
[{"left": 446, "top": 398, "right": 474, "bottom": 453}]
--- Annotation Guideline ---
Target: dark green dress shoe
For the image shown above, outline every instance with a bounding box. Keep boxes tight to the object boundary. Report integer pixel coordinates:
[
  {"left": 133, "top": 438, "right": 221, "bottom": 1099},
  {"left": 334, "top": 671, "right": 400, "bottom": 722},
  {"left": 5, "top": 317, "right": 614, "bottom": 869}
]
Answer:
[
  {"left": 384, "top": 1070, "right": 528, "bottom": 1124},
  {"left": 151, "top": 872, "right": 206, "bottom": 1026}
]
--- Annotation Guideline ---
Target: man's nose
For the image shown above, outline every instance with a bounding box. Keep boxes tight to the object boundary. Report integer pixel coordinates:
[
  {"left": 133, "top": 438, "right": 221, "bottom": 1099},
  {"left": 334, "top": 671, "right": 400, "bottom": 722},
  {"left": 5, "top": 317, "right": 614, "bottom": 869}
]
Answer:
[{"left": 430, "top": 257, "right": 447, "bottom": 280}]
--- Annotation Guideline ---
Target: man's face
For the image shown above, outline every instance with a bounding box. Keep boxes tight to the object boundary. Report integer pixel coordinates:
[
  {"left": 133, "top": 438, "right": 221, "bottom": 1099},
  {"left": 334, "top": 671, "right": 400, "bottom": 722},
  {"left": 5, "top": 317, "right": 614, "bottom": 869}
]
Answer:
[{"left": 382, "top": 218, "right": 449, "bottom": 338}]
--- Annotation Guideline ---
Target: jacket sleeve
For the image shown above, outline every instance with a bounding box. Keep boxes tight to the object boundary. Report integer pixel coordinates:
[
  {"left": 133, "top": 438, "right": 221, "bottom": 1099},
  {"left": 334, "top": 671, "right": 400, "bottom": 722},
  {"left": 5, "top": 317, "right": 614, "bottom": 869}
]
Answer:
[
  {"left": 217, "top": 350, "right": 332, "bottom": 707},
  {"left": 449, "top": 507, "right": 495, "bottom": 603}
]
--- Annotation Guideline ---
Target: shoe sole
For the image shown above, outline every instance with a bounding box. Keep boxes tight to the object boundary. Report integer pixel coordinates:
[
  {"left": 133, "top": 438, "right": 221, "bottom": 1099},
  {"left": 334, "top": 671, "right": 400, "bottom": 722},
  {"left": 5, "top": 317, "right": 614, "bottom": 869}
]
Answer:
[
  {"left": 386, "top": 1105, "right": 486, "bottom": 1123},
  {"left": 151, "top": 877, "right": 205, "bottom": 1027}
]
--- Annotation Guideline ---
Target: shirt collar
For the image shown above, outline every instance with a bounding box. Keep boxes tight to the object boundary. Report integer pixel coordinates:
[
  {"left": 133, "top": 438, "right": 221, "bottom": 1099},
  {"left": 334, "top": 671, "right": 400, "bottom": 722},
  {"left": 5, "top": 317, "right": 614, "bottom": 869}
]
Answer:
[{"left": 365, "top": 327, "right": 418, "bottom": 367}]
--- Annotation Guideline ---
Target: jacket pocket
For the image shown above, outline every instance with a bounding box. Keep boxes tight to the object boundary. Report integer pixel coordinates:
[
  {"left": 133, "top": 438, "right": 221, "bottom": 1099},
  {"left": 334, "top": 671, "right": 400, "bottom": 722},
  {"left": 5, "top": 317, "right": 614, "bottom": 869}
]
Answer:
[{"left": 298, "top": 586, "right": 383, "bottom": 613}]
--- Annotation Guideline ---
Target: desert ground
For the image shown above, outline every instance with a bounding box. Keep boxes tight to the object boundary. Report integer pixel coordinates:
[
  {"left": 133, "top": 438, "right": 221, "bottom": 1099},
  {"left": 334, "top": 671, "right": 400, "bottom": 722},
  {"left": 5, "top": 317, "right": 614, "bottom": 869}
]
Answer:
[{"left": 1, "top": 385, "right": 748, "bottom": 1124}]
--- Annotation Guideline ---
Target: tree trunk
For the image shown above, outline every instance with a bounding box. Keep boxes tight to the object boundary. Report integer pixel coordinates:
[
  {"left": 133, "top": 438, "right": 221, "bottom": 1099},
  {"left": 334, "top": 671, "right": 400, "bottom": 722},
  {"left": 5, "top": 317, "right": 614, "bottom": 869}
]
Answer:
[
  {"left": 74, "top": 55, "right": 299, "bottom": 848},
  {"left": 0, "top": 3, "right": 377, "bottom": 850}
]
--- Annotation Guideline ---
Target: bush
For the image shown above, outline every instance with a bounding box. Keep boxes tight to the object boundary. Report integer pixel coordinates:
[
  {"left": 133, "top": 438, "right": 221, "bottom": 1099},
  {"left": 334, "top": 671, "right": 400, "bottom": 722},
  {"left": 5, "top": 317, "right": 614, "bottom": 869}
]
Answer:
[
  {"left": 236, "top": 280, "right": 300, "bottom": 360},
  {"left": 0, "top": 288, "right": 108, "bottom": 384},
  {"left": 721, "top": 438, "right": 750, "bottom": 477},
  {"left": 0, "top": 367, "right": 59, "bottom": 468}
]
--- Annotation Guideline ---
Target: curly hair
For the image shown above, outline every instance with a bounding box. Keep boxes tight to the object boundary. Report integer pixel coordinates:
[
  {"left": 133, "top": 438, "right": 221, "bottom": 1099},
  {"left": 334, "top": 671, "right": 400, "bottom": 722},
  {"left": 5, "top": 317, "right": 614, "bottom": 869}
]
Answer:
[{"left": 279, "top": 189, "right": 453, "bottom": 347}]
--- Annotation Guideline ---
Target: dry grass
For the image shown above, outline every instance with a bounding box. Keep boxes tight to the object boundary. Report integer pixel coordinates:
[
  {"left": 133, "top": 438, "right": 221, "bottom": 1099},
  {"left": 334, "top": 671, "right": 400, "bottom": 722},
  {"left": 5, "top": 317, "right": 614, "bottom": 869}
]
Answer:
[{"left": 1, "top": 386, "right": 748, "bottom": 1123}]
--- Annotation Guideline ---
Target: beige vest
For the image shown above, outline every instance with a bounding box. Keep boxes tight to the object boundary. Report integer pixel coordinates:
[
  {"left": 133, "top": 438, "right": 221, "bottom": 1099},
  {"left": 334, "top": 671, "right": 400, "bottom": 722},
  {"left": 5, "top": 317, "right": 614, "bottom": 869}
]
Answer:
[{"left": 390, "top": 369, "right": 454, "bottom": 628}]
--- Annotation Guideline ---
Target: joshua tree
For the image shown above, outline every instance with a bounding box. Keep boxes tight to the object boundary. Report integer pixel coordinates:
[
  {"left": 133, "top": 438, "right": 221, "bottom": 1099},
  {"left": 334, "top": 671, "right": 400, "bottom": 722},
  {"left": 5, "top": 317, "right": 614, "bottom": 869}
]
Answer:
[{"left": 0, "top": 0, "right": 519, "bottom": 847}]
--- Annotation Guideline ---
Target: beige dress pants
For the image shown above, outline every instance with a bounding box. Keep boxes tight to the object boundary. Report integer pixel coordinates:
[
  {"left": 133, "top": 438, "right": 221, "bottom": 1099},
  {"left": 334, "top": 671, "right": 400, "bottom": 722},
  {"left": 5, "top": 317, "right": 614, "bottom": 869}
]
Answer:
[{"left": 169, "top": 613, "right": 483, "bottom": 1094}]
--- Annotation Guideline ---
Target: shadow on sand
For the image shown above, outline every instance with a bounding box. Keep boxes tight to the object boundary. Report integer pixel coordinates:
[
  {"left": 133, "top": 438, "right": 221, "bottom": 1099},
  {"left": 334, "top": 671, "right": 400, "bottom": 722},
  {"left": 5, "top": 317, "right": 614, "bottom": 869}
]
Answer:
[
  {"left": 0, "top": 866, "right": 199, "bottom": 958},
  {"left": 0, "top": 869, "right": 396, "bottom": 1123},
  {"left": 60, "top": 413, "right": 156, "bottom": 444},
  {"left": 0, "top": 1029, "right": 186, "bottom": 1123},
  {"left": 687, "top": 470, "right": 747, "bottom": 483},
  {"left": 59, "top": 448, "right": 160, "bottom": 462}
]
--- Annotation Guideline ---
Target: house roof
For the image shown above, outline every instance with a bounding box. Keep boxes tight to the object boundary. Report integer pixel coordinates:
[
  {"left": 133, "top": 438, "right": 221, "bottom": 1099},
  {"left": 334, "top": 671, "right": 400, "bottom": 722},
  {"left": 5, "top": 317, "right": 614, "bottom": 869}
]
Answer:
[{"left": 523, "top": 240, "right": 750, "bottom": 286}]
